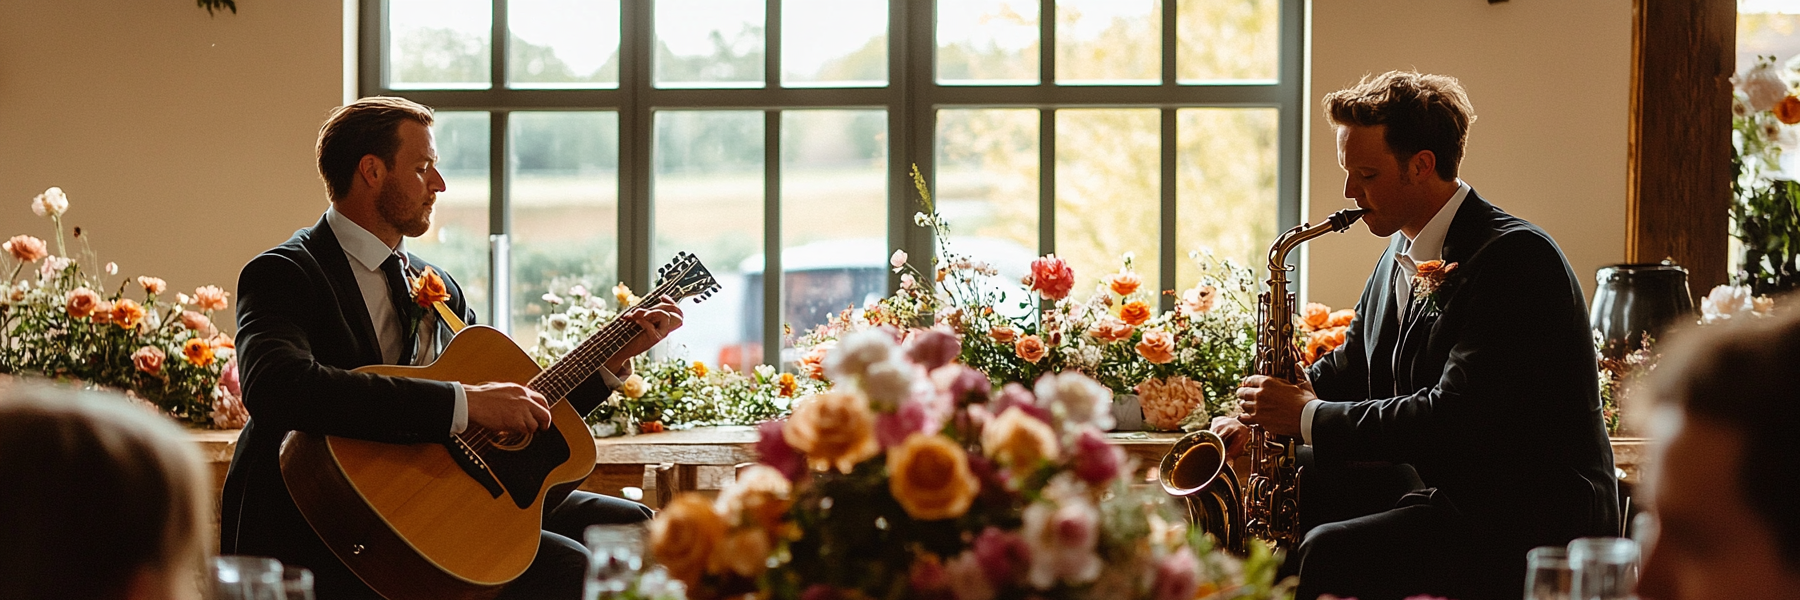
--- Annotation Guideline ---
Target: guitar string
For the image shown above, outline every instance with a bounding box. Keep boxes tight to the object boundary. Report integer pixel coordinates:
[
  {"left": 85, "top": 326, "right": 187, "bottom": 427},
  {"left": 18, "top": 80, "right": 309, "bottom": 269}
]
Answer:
[{"left": 459, "top": 273, "right": 691, "bottom": 453}]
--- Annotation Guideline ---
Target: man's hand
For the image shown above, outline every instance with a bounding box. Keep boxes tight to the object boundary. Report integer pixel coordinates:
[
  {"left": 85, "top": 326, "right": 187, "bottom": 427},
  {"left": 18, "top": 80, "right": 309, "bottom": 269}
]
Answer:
[
  {"left": 466, "top": 382, "right": 552, "bottom": 435},
  {"left": 1210, "top": 416, "right": 1251, "bottom": 460},
  {"left": 1234, "top": 363, "right": 1317, "bottom": 438},
  {"left": 603, "top": 296, "right": 685, "bottom": 374}
]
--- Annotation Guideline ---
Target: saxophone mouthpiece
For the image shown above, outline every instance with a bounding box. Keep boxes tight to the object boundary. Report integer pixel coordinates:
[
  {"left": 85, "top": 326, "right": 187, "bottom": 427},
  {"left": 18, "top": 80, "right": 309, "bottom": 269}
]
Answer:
[{"left": 1328, "top": 208, "right": 1370, "bottom": 232}]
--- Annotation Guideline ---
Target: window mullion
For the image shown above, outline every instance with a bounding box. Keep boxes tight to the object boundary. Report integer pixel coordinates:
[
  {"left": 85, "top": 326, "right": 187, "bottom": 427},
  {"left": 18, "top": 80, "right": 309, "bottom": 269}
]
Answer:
[
  {"left": 488, "top": 110, "right": 510, "bottom": 332},
  {"left": 763, "top": 110, "right": 783, "bottom": 371},
  {"left": 621, "top": 0, "right": 653, "bottom": 296},
  {"left": 1160, "top": 108, "right": 1178, "bottom": 313}
]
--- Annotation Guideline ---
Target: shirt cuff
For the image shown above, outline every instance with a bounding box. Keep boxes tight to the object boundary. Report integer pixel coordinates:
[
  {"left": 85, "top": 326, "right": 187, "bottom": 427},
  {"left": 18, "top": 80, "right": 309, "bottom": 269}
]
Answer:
[
  {"left": 451, "top": 382, "right": 468, "bottom": 435},
  {"left": 1300, "top": 399, "right": 1323, "bottom": 446},
  {"left": 597, "top": 362, "right": 632, "bottom": 390}
]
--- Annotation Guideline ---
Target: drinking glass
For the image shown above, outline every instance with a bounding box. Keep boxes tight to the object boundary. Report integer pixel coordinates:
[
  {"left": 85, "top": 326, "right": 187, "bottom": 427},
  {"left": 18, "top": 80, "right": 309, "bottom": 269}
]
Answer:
[
  {"left": 1525, "top": 545, "right": 1573, "bottom": 600},
  {"left": 1568, "top": 537, "right": 1640, "bottom": 600},
  {"left": 281, "top": 565, "right": 315, "bottom": 600},
  {"left": 585, "top": 524, "right": 646, "bottom": 599},
  {"left": 212, "top": 556, "right": 284, "bottom": 600}
]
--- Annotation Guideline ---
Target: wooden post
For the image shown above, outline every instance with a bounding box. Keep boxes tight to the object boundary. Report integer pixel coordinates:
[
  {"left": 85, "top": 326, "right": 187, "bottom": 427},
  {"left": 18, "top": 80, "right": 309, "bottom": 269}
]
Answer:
[{"left": 1626, "top": 0, "right": 1736, "bottom": 299}]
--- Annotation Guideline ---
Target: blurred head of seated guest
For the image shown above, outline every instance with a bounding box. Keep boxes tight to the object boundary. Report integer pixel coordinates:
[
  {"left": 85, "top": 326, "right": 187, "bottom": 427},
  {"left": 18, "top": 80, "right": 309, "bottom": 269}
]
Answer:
[
  {"left": 1635, "top": 293, "right": 1800, "bottom": 600},
  {"left": 0, "top": 378, "right": 210, "bottom": 600}
]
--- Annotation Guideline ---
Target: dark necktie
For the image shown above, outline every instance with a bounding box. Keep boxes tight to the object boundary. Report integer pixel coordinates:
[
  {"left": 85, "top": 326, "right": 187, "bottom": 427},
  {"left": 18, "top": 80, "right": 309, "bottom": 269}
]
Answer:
[{"left": 379, "top": 253, "right": 418, "bottom": 365}]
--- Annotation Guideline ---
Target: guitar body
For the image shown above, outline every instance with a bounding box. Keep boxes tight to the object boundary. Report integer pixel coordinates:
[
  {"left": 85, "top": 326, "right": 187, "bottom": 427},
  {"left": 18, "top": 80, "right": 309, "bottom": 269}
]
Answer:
[{"left": 280, "top": 325, "right": 598, "bottom": 600}]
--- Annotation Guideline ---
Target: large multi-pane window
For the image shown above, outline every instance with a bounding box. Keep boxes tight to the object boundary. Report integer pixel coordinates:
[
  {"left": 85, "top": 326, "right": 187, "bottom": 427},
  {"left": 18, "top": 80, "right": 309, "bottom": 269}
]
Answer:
[{"left": 366, "top": 0, "right": 1301, "bottom": 370}]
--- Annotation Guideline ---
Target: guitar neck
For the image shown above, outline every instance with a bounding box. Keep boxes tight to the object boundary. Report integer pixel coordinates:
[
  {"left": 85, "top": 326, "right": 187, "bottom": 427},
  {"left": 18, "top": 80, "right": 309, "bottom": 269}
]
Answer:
[{"left": 528, "top": 279, "right": 678, "bottom": 403}]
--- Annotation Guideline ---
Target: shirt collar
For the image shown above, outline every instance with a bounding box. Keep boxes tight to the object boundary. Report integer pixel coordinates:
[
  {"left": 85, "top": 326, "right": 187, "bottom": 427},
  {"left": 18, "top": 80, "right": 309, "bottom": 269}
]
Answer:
[
  {"left": 325, "top": 205, "right": 406, "bottom": 272},
  {"left": 1402, "top": 180, "right": 1470, "bottom": 264}
]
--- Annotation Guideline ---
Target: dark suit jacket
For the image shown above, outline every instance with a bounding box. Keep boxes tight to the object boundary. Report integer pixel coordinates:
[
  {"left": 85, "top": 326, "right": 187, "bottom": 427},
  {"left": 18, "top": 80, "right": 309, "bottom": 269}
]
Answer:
[
  {"left": 220, "top": 215, "right": 612, "bottom": 592},
  {"left": 1307, "top": 190, "right": 1619, "bottom": 551}
]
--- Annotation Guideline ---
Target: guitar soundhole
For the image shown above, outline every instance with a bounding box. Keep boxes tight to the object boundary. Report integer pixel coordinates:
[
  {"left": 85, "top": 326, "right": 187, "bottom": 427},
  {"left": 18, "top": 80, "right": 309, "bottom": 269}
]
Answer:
[{"left": 491, "top": 431, "right": 532, "bottom": 451}]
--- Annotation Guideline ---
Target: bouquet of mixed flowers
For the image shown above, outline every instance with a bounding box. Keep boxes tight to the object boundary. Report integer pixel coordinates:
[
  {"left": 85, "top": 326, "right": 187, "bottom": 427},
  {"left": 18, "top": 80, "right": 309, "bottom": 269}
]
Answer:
[
  {"left": 530, "top": 282, "right": 825, "bottom": 436},
  {"left": 1731, "top": 56, "right": 1800, "bottom": 295},
  {"left": 1594, "top": 284, "right": 1778, "bottom": 436},
  {"left": 647, "top": 328, "right": 1294, "bottom": 600},
  {"left": 1, "top": 187, "right": 241, "bottom": 427}
]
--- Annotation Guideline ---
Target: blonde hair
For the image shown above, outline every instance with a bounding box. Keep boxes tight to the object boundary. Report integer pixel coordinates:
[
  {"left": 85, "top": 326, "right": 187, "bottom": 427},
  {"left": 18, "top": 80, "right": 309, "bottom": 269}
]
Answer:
[{"left": 0, "top": 379, "right": 211, "bottom": 599}]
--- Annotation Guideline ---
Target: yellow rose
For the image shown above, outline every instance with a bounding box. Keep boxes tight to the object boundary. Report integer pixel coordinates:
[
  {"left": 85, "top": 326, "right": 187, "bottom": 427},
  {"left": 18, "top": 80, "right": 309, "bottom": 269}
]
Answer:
[
  {"left": 887, "top": 433, "right": 980, "bottom": 521},
  {"left": 784, "top": 390, "right": 880, "bottom": 474},
  {"left": 619, "top": 373, "right": 647, "bottom": 398},
  {"left": 649, "top": 494, "right": 727, "bottom": 587},
  {"left": 981, "top": 407, "right": 1059, "bottom": 469}
]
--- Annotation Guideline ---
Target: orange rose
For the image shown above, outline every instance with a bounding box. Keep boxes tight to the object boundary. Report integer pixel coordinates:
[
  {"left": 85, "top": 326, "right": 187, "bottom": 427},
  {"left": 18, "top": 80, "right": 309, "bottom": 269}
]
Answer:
[
  {"left": 784, "top": 390, "right": 880, "bottom": 474},
  {"left": 1086, "top": 316, "right": 1134, "bottom": 343},
  {"left": 182, "top": 337, "right": 215, "bottom": 366},
  {"left": 1014, "top": 335, "right": 1047, "bottom": 363},
  {"left": 888, "top": 433, "right": 981, "bottom": 521},
  {"left": 1777, "top": 95, "right": 1800, "bottom": 125},
  {"left": 193, "top": 285, "right": 229, "bottom": 311},
  {"left": 91, "top": 301, "right": 115, "bottom": 325},
  {"left": 981, "top": 407, "right": 1059, "bottom": 469},
  {"left": 1301, "top": 302, "right": 1331, "bottom": 331},
  {"left": 132, "top": 346, "right": 166, "bottom": 376},
  {"left": 137, "top": 276, "right": 167, "bottom": 296},
  {"left": 800, "top": 345, "right": 830, "bottom": 380},
  {"left": 1327, "top": 308, "right": 1356, "bottom": 328},
  {"left": 4, "top": 235, "right": 48, "bottom": 262},
  {"left": 1119, "top": 300, "right": 1152, "bottom": 326},
  {"left": 649, "top": 494, "right": 727, "bottom": 587},
  {"left": 1028, "top": 254, "right": 1076, "bottom": 300},
  {"left": 412, "top": 266, "right": 450, "bottom": 307},
  {"left": 65, "top": 288, "right": 102, "bottom": 318},
  {"left": 990, "top": 326, "right": 1017, "bottom": 344},
  {"left": 690, "top": 361, "right": 709, "bottom": 378},
  {"left": 1136, "top": 329, "right": 1176, "bottom": 364},
  {"left": 111, "top": 299, "right": 147, "bottom": 329},
  {"left": 1107, "top": 271, "right": 1142, "bottom": 296},
  {"left": 777, "top": 372, "right": 798, "bottom": 397}
]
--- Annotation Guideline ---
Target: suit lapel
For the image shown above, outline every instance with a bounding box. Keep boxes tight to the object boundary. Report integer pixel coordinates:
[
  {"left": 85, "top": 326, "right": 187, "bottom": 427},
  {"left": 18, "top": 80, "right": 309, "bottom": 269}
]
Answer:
[
  {"left": 1365, "top": 236, "right": 1406, "bottom": 396},
  {"left": 1391, "top": 190, "right": 1497, "bottom": 389},
  {"left": 301, "top": 216, "right": 387, "bottom": 366}
]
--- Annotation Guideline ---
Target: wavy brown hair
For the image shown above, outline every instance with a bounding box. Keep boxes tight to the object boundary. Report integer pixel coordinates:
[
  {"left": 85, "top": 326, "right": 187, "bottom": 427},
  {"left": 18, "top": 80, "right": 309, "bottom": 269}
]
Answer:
[
  {"left": 316, "top": 96, "right": 435, "bottom": 200},
  {"left": 1322, "top": 70, "right": 1475, "bottom": 182}
]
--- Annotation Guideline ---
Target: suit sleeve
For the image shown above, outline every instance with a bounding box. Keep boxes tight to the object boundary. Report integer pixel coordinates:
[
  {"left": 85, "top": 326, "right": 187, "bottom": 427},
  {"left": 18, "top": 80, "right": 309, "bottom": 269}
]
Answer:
[
  {"left": 236, "top": 252, "right": 455, "bottom": 443},
  {"left": 1308, "top": 268, "right": 1382, "bottom": 400},
  {"left": 1308, "top": 230, "right": 1597, "bottom": 465}
]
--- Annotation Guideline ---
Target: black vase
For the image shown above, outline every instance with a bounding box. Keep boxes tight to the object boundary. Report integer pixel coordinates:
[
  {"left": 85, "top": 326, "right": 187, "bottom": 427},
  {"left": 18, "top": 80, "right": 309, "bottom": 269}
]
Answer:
[{"left": 1590, "top": 262, "right": 1695, "bottom": 359}]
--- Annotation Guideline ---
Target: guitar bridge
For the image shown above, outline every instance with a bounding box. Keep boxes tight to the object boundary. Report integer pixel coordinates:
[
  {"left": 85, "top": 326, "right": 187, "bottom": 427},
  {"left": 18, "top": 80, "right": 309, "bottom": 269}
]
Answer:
[{"left": 443, "top": 435, "right": 505, "bottom": 499}]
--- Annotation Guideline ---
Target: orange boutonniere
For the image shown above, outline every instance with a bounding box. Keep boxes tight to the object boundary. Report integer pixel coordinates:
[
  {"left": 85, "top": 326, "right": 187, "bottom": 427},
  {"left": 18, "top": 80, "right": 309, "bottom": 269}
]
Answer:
[
  {"left": 412, "top": 266, "right": 450, "bottom": 308},
  {"left": 1409, "top": 259, "right": 1460, "bottom": 313}
]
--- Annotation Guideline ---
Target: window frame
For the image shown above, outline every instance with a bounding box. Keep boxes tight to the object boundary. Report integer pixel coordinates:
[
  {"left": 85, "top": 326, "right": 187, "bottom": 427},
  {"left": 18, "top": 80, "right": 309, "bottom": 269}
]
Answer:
[{"left": 359, "top": 0, "right": 1306, "bottom": 361}]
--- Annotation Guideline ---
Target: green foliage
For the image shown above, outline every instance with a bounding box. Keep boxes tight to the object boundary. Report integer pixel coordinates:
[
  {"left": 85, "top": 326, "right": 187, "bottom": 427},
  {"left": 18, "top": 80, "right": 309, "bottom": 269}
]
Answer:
[{"left": 1730, "top": 56, "right": 1800, "bottom": 296}]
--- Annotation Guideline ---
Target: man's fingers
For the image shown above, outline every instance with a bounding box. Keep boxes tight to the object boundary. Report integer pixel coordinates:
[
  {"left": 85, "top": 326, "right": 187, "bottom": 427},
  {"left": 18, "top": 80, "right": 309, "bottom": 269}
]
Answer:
[{"left": 529, "top": 402, "right": 552, "bottom": 431}]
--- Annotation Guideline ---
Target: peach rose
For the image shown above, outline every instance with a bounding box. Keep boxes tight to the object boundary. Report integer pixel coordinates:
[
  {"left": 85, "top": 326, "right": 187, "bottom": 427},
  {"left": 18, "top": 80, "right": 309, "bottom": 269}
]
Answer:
[
  {"left": 990, "top": 326, "right": 1018, "bottom": 344},
  {"left": 650, "top": 494, "right": 727, "bottom": 587},
  {"left": 91, "top": 301, "right": 115, "bottom": 325},
  {"left": 137, "top": 276, "right": 167, "bottom": 296},
  {"left": 4, "top": 235, "right": 48, "bottom": 263},
  {"left": 1086, "top": 316, "right": 1134, "bottom": 343},
  {"left": 981, "top": 406, "right": 1059, "bottom": 469},
  {"left": 1415, "top": 259, "right": 1446, "bottom": 276},
  {"left": 1301, "top": 302, "right": 1331, "bottom": 331},
  {"left": 1014, "top": 335, "right": 1047, "bottom": 363},
  {"left": 707, "top": 528, "right": 772, "bottom": 578},
  {"left": 800, "top": 344, "right": 831, "bottom": 380},
  {"left": 65, "top": 288, "right": 102, "bottom": 318},
  {"left": 207, "top": 333, "right": 235, "bottom": 349},
  {"left": 1107, "top": 271, "right": 1142, "bottom": 296},
  {"left": 111, "top": 299, "right": 147, "bottom": 329},
  {"left": 1119, "top": 300, "right": 1152, "bottom": 326},
  {"left": 132, "top": 346, "right": 166, "bottom": 376},
  {"left": 1136, "top": 376, "right": 1206, "bottom": 431},
  {"left": 1777, "top": 95, "right": 1800, "bottom": 125},
  {"left": 182, "top": 337, "right": 215, "bottom": 366},
  {"left": 1179, "top": 284, "right": 1218, "bottom": 315},
  {"left": 193, "top": 285, "right": 229, "bottom": 311},
  {"left": 888, "top": 433, "right": 981, "bottom": 521},
  {"left": 784, "top": 390, "right": 880, "bottom": 474},
  {"left": 179, "top": 310, "right": 215, "bottom": 335},
  {"left": 1028, "top": 254, "right": 1076, "bottom": 300},
  {"left": 1136, "top": 329, "right": 1177, "bottom": 364},
  {"left": 412, "top": 266, "right": 450, "bottom": 307},
  {"left": 1327, "top": 308, "right": 1356, "bottom": 328},
  {"left": 716, "top": 464, "right": 792, "bottom": 534}
]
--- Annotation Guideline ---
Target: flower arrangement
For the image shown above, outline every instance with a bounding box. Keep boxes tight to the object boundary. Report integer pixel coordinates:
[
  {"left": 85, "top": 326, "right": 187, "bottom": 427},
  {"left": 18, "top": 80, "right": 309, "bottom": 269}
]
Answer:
[
  {"left": 647, "top": 329, "right": 1295, "bottom": 600},
  {"left": 1, "top": 187, "right": 240, "bottom": 427},
  {"left": 1731, "top": 56, "right": 1800, "bottom": 295},
  {"left": 1594, "top": 284, "right": 1777, "bottom": 436}
]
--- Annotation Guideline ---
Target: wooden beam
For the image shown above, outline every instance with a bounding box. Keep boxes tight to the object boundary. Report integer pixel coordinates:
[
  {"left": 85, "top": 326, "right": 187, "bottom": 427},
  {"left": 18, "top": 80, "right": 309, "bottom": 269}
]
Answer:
[{"left": 1626, "top": 0, "right": 1735, "bottom": 299}]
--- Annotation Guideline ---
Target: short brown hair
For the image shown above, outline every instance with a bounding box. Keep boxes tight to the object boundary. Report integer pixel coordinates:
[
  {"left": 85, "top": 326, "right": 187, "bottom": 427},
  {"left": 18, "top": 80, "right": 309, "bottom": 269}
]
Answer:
[
  {"left": 1323, "top": 71, "right": 1475, "bottom": 181},
  {"left": 0, "top": 380, "right": 211, "bottom": 599},
  {"left": 316, "top": 96, "right": 435, "bottom": 200}
]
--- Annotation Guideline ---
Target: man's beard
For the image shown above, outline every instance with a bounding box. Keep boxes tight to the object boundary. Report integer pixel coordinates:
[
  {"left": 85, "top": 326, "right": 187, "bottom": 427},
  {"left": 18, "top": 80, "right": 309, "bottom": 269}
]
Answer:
[{"left": 376, "top": 176, "right": 431, "bottom": 238}]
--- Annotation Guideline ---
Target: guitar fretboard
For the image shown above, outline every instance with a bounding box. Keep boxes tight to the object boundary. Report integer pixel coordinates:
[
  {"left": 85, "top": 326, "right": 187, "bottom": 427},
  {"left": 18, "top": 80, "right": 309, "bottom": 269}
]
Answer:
[{"left": 528, "top": 277, "right": 680, "bottom": 404}]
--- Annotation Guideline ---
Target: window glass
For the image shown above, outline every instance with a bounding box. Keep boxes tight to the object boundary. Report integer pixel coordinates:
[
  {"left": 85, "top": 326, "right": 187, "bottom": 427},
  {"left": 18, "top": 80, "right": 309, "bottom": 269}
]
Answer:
[
  {"left": 416, "top": 112, "right": 492, "bottom": 322},
  {"left": 1176, "top": 108, "right": 1278, "bottom": 290},
  {"left": 1177, "top": 0, "right": 1278, "bottom": 83},
  {"left": 937, "top": 0, "right": 1040, "bottom": 85},
  {"left": 1055, "top": 0, "right": 1159, "bottom": 85},
  {"left": 508, "top": 112, "right": 620, "bottom": 340},
  {"left": 934, "top": 108, "right": 1039, "bottom": 302},
  {"left": 780, "top": 110, "right": 887, "bottom": 360},
  {"left": 1055, "top": 109, "right": 1160, "bottom": 290},
  {"left": 653, "top": 111, "right": 765, "bottom": 368},
  {"left": 389, "top": 0, "right": 493, "bottom": 89},
  {"left": 508, "top": 0, "right": 621, "bottom": 88},
  {"left": 781, "top": 0, "right": 887, "bottom": 87},
  {"left": 655, "top": 0, "right": 767, "bottom": 88}
]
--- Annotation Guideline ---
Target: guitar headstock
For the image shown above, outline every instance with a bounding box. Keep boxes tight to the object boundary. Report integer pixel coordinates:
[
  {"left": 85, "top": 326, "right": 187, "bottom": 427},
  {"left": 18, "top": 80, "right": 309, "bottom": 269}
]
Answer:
[{"left": 654, "top": 252, "right": 720, "bottom": 304}]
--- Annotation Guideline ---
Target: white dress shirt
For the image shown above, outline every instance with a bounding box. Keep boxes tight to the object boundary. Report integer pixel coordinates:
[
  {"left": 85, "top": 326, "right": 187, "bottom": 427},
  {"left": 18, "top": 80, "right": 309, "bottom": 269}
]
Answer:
[{"left": 1299, "top": 181, "right": 1471, "bottom": 445}]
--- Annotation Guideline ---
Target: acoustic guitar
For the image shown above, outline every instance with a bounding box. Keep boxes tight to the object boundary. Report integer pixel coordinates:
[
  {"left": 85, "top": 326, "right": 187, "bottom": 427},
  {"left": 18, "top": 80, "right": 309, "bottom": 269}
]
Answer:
[{"left": 279, "top": 253, "right": 718, "bottom": 600}]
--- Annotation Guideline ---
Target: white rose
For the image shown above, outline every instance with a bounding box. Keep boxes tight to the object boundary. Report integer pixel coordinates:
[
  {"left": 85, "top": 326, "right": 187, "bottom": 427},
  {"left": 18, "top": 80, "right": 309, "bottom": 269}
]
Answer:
[
  {"left": 1701, "top": 284, "right": 1754, "bottom": 324},
  {"left": 1736, "top": 61, "right": 1790, "bottom": 113},
  {"left": 1034, "top": 371, "right": 1113, "bottom": 430},
  {"left": 824, "top": 329, "right": 896, "bottom": 381},
  {"left": 32, "top": 187, "right": 68, "bottom": 218},
  {"left": 861, "top": 357, "right": 923, "bottom": 408}
]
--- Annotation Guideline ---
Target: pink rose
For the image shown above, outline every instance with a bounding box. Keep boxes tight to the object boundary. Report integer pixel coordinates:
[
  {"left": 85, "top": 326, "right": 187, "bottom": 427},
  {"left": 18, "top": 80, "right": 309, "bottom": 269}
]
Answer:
[
  {"left": 1086, "top": 316, "right": 1134, "bottom": 343},
  {"left": 65, "top": 287, "right": 102, "bottom": 318},
  {"left": 193, "top": 285, "right": 230, "bottom": 311},
  {"left": 909, "top": 555, "right": 949, "bottom": 594},
  {"left": 1027, "top": 254, "right": 1075, "bottom": 300},
  {"left": 755, "top": 419, "right": 808, "bottom": 481},
  {"left": 220, "top": 357, "right": 241, "bottom": 398},
  {"left": 4, "top": 235, "right": 48, "bottom": 263},
  {"left": 179, "top": 310, "right": 215, "bottom": 334},
  {"left": 1068, "top": 428, "right": 1122, "bottom": 484},
  {"left": 905, "top": 328, "right": 962, "bottom": 370},
  {"left": 137, "top": 276, "right": 167, "bottom": 296},
  {"left": 1152, "top": 550, "right": 1201, "bottom": 600},
  {"left": 990, "top": 383, "right": 1052, "bottom": 424},
  {"left": 972, "top": 527, "right": 1030, "bottom": 586},
  {"left": 132, "top": 346, "right": 166, "bottom": 376},
  {"left": 945, "top": 552, "right": 997, "bottom": 600}
]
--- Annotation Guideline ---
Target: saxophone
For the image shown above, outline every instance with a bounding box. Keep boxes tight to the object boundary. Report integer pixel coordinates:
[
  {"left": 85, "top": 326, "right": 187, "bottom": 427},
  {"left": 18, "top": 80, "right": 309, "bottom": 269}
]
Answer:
[{"left": 1160, "top": 208, "right": 1367, "bottom": 552}]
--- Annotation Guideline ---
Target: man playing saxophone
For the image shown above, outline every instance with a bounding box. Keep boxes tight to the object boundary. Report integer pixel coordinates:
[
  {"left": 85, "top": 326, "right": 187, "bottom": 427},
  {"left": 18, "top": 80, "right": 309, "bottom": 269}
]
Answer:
[{"left": 1212, "top": 71, "right": 1618, "bottom": 600}]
